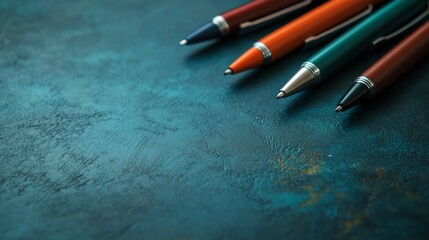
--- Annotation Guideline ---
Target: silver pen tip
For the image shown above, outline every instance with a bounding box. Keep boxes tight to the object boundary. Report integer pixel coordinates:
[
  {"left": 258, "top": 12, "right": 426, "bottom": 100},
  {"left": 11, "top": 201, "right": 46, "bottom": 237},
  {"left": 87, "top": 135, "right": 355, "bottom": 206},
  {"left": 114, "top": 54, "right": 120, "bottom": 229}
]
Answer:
[
  {"left": 224, "top": 69, "right": 233, "bottom": 75},
  {"left": 179, "top": 39, "right": 187, "bottom": 46},
  {"left": 276, "top": 92, "right": 285, "bottom": 99},
  {"left": 335, "top": 106, "right": 343, "bottom": 112}
]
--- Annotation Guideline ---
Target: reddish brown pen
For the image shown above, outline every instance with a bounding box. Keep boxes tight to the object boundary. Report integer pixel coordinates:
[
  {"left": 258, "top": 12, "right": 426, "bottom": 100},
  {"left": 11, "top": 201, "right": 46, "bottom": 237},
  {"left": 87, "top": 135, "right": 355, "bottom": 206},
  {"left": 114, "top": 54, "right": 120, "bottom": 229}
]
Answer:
[
  {"left": 180, "top": 0, "right": 319, "bottom": 45},
  {"left": 336, "top": 20, "right": 429, "bottom": 112}
]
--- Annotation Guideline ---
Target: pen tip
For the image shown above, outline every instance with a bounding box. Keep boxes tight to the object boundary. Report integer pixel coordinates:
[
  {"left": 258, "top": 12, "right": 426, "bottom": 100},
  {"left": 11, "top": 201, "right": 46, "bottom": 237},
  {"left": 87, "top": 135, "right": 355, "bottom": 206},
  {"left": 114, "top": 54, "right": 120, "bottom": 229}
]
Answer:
[
  {"left": 224, "top": 69, "right": 233, "bottom": 75},
  {"left": 276, "top": 92, "right": 285, "bottom": 100},
  {"left": 179, "top": 39, "right": 187, "bottom": 46},
  {"left": 335, "top": 106, "right": 343, "bottom": 113}
]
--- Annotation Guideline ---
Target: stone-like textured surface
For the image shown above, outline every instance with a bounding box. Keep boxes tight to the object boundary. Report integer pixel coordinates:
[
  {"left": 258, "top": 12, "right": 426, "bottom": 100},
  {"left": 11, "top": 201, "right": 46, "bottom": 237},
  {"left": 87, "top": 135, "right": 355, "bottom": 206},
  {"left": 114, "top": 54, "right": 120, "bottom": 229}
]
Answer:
[{"left": 0, "top": 0, "right": 428, "bottom": 239}]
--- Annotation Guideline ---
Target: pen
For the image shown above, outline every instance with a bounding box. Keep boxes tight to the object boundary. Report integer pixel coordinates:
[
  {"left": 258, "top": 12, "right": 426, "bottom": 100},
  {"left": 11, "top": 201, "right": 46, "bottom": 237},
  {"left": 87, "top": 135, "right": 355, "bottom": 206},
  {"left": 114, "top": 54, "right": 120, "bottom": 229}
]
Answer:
[
  {"left": 335, "top": 20, "right": 429, "bottom": 112},
  {"left": 225, "top": 0, "right": 385, "bottom": 75},
  {"left": 180, "top": 0, "right": 317, "bottom": 46},
  {"left": 276, "top": 0, "right": 429, "bottom": 100}
]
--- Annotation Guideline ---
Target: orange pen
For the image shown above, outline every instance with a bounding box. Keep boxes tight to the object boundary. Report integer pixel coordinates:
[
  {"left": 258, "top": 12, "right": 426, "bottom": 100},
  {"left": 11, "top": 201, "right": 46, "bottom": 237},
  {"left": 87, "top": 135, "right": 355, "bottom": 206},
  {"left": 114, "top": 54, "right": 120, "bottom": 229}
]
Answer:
[{"left": 225, "top": 0, "right": 386, "bottom": 75}]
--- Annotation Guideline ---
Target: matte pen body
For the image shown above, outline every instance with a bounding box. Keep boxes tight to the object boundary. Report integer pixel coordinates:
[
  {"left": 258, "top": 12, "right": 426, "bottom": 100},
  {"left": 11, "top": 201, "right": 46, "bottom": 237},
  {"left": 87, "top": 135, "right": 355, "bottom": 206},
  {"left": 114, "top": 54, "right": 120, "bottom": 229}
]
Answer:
[
  {"left": 180, "top": 0, "right": 307, "bottom": 45},
  {"left": 277, "top": 0, "right": 427, "bottom": 99},
  {"left": 336, "top": 20, "right": 429, "bottom": 112},
  {"left": 226, "top": 0, "right": 384, "bottom": 75}
]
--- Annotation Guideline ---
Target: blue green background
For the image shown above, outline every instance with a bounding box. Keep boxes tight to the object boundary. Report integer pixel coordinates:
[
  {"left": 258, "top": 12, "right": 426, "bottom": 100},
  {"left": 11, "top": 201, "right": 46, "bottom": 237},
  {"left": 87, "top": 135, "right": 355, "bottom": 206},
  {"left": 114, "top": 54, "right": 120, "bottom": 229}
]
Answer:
[{"left": 0, "top": 0, "right": 428, "bottom": 239}]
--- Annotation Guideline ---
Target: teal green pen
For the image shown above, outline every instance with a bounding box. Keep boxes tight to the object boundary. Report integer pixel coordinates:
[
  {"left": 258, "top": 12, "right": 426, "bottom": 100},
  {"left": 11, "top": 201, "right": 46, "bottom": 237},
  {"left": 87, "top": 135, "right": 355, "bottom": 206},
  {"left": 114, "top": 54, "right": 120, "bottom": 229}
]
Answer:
[{"left": 276, "top": 0, "right": 428, "bottom": 99}]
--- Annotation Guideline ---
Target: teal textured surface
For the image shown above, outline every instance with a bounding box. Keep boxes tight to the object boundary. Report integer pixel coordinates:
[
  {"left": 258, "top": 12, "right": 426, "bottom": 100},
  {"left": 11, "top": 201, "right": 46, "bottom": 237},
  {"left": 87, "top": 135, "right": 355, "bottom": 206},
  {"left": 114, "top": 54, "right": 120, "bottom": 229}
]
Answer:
[{"left": 0, "top": 0, "right": 428, "bottom": 239}]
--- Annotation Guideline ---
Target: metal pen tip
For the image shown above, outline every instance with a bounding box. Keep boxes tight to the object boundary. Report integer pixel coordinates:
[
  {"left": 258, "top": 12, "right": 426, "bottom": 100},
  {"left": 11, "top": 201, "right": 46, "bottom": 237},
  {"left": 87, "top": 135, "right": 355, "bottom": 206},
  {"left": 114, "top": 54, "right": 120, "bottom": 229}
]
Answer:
[
  {"left": 179, "top": 39, "right": 187, "bottom": 46},
  {"left": 224, "top": 69, "right": 233, "bottom": 75},
  {"left": 276, "top": 92, "right": 285, "bottom": 99},
  {"left": 335, "top": 106, "right": 343, "bottom": 112}
]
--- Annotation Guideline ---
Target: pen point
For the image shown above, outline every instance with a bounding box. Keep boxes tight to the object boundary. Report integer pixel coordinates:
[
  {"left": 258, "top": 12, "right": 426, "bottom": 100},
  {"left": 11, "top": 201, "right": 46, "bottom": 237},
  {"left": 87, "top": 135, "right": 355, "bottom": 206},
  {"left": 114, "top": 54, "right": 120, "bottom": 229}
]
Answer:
[
  {"left": 335, "top": 106, "right": 343, "bottom": 113},
  {"left": 179, "top": 39, "right": 187, "bottom": 46},
  {"left": 224, "top": 69, "right": 233, "bottom": 75},
  {"left": 276, "top": 92, "right": 285, "bottom": 99}
]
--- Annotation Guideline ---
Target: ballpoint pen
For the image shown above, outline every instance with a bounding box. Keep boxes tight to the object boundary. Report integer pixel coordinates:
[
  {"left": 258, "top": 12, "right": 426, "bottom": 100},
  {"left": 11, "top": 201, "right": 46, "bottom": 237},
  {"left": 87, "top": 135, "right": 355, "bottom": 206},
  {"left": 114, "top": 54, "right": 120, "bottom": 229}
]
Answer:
[
  {"left": 225, "top": 0, "right": 385, "bottom": 75},
  {"left": 276, "top": 0, "right": 429, "bottom": 100},
  {"left": 335, "top": 20, "right": 429, "bottom": 112},
  {"left": 180, "top": 0, "right": 320, "bottom": 46}
]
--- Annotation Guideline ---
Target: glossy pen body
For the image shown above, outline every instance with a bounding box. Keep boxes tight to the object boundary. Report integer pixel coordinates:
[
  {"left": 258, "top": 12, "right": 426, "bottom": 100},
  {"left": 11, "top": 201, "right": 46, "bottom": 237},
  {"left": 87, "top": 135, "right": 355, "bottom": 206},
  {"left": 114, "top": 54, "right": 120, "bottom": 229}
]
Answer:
[
  {"left": 336, "top": 20, "right": 429, "bottom": 112},
  {"left": 181, "top": 0, "right": 309, "bottom": 45},
  {"left": 277, "top": 0, "right": 428, "bottom": 99},
  {"left": 226, "top": 0, "right": 384, "bottom": 74}
]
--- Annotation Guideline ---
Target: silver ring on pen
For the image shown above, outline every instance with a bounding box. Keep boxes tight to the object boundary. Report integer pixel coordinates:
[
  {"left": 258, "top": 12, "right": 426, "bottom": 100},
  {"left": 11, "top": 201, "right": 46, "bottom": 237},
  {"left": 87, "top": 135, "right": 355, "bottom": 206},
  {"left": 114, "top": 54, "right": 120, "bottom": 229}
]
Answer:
[
  {"left": 212, "top": 16, "right": 230, "bottom": 37},
  {"left": 356, "top": 76, "right": 376, "bottom": 97},
  {"left": 253, "top": 42, "right": 272, "bottom": 65},
  {"left": 301, "top": 62, "right": 321, "bottom": 83}
]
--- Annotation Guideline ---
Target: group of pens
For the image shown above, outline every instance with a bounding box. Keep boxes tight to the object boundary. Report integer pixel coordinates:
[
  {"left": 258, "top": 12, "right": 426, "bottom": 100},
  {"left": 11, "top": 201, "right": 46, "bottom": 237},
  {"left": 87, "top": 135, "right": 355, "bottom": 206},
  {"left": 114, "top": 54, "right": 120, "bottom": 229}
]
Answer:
[{"left": 180, "top": 0, "right": 429, "bottom": 112}]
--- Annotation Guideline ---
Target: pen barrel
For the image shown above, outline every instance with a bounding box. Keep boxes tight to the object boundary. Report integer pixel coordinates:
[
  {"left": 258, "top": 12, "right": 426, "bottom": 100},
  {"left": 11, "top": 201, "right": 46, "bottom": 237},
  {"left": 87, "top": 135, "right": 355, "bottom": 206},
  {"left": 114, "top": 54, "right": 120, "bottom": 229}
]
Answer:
[
  {"left": 263, "top": 0, "right": 373, "bottom": 61},
  {"left": 363, "top": 21, "right": 429, "bottom": 93},
  {"left": 222, "top": 0, "right": 303, "bottom": 35},
  {"left": 309, "top": 0, "right": 426, "bottom": 79}
]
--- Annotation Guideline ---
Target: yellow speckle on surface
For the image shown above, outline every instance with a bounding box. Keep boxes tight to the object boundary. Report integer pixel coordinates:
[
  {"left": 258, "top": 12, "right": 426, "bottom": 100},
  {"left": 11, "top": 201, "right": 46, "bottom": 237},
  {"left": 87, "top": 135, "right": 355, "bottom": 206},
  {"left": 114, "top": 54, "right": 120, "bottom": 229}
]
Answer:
[
  {"left": 272, "top": 148, "right": 323, "bottom": 176},
  {"left": 304, "top": 165, "right": 321, "bottom": 175},
  {"left": 375, "top": 167, "right": 384, "bottom": 178},
  {"left": 406, "top": 190, "right": 420, "bottom": 199},
  {"left": 338, "top": 214, "right": 363, "bottom": 238},
  {"left": 274, "top": 155, "right": 287, "bottom": 171},
  {"left": 300, "top": 186, "right": 326, "bottom": 207}
]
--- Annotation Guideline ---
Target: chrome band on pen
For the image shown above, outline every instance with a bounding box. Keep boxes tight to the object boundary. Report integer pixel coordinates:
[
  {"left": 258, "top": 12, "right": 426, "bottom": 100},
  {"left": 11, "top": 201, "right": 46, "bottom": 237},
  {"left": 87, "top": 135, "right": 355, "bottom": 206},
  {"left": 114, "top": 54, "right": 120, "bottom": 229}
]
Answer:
[
  {"left": 356, "top": 76, "right": 376, "bottom": 97},
  {"left": 253, "top": 42, "right": 272, "bottom": 65},
  {"left": 212, "top": 16, "right": 230, "bottom": 37},
  {"left": 301, "top": 62, "right": 321, "bottom": 82}
]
